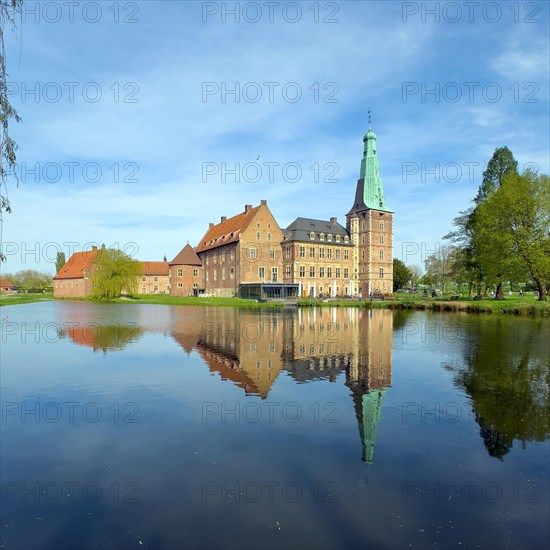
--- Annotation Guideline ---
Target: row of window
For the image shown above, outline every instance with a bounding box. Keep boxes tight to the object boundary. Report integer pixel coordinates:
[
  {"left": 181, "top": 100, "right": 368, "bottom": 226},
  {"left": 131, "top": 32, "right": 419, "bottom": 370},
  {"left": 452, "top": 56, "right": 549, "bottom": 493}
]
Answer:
[
  {"left": 294, "top": 266, "right": 350, "bottom": 279},
  {"left": 258, "top": 267, "right": 279, "bottom": 282},
  {"left": 249, "top": 248, "right": 276, "bottom": 259},
  {"left": 290, "top": 246, "right": 350, "bottom": 260},
  {"left": 360, "top": 234, "right": 386, "bottom": 244},
  {"left": 206, "top": 267, "right": 235, "bottom": 282},
  {"left": 358, "top": 221, "right": 386, "bottom": 231},
  {"left": 308, "top": 232, "right": 348, "bottom": 243}
]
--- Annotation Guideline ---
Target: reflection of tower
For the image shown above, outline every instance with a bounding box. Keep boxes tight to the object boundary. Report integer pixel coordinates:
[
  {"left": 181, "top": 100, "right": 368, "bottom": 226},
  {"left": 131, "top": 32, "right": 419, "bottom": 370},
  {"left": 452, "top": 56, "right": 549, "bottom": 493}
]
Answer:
[{"left": 346, "top": 309, "right": 392, "bottom": 463}]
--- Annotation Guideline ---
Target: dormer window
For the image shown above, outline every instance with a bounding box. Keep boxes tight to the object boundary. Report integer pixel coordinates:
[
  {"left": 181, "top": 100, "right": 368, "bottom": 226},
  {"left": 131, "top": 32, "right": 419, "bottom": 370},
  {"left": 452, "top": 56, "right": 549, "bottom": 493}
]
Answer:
[
  {"left": 327, "top": 234, "right": 332, "bottom": 242},
  {"left": 344, "top": 236, "right": 349, "bottom": 243},
  {"left": 310, "top": 232, "right": 315, "bottom": 240},
  {"left": 320, "top": 233, "right": 325, "bottom": 241},
  {"left": 335, "top": 235, "right": 340, "bottom": 243}
]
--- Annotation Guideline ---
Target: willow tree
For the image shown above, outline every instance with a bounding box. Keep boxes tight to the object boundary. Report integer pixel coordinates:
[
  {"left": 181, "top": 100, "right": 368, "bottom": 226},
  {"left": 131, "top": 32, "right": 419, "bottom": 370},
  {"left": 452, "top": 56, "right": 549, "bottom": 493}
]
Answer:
[
  {"left": 91, "top": 248, "right": 142, "bottom": 299},
  {"left": 0, "top": 0, "right": 23, "bottom": 261},
  {"left": 474, "top": 171, "right": 550, "bottom": 301}
]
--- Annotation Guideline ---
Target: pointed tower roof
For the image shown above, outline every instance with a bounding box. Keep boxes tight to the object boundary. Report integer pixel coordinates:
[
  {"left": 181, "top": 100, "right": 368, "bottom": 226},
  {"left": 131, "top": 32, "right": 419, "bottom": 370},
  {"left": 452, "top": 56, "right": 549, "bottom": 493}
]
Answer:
[
  {"left": 170, "top": 243, "right": 202, "bottom": 266},
  {"left": 347, "top": 121, "right": 392, "bottom": 215}
]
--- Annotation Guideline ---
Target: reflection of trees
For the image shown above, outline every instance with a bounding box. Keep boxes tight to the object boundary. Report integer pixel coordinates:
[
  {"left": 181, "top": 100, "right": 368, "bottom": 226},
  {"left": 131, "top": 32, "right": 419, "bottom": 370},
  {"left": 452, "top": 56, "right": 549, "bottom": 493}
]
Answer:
[
  {"left": 452, "top": 318, "right": 549, "bottom": 460},
  {"left": 63, "top": 324, "right": 143, "bottom": 353}
]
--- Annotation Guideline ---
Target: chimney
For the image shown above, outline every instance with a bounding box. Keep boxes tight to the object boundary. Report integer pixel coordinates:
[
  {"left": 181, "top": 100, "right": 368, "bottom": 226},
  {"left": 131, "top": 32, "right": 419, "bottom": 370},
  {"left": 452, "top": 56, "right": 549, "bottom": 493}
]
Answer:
[
  {"left": 221, "top": 216, "right": 227, "bottom": 223},
  {"left": 330, "top": 217, "right": 337, "bottom": 225},
  {"left": 209, "top": 222, "right": 214, "bottom": 228},
  {"left": 260, "top": 199, "right": 267, "bottom": 206},
  {"left": 244, "top": 204, "right": 252, "bottom": 213}
]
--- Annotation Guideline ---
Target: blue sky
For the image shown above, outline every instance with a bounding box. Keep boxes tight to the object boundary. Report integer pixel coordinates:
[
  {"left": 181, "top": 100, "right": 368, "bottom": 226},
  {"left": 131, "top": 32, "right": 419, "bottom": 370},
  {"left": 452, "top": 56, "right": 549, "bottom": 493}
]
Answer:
[{"left": 1, "top": 0, "right": 549, "bottom": 274}]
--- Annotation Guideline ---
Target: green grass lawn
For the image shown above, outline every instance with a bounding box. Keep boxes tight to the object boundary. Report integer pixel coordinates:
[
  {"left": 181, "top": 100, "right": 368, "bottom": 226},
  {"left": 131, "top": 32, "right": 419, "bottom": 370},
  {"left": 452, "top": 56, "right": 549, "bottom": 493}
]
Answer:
[
  {"left": 0, "top": 293, "right": 53, "bottom": 306},
  {"left": 298, "top": 293, "right": 549, "bottom": 316}
]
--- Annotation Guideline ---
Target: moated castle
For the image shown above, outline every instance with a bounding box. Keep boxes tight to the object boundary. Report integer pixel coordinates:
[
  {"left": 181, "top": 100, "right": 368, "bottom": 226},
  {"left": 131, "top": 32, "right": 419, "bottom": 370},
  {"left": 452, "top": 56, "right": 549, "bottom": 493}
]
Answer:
[{"left": 54, "top": 126, "right": 393, "bottom": 299}]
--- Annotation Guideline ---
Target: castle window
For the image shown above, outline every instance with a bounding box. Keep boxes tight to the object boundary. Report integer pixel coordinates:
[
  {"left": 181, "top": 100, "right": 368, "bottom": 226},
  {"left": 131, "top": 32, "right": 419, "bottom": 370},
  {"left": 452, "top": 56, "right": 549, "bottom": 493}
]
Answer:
[
  {"left": 336, "top": 268, "right": 341, "bottom": 278},
  {"left": 299, "top": 246, "right": 306, "bottom": 258},
  {"left": 193, "top": 283, "right": 198, "bottom": 289},
  {"left": 285, "top": 246, "right": 291, "bottom": 259},
  {"left": 193, "top": 268, "right": 199, "bottom": 277},
  {"left": 270, "top": 249, "right": 275, "bottom": 259},
  {"left": 310, "top": 232, "right": 315, "bottom": 240},
  {"left": 379, "top": 267, "right": 384, "bottom": 278},
  {"left": 336, "top": 235, "right": 340, "bottom": 243},
  {"left": 285, "top": 265, "right": 291, "bottom": 277},
  {"left": 327, "top": 248, "right": 332, "bottom": 259},
  {"left": 141, "top": 276, "right": 146, "bottom": 282},
  {"left": 361, "top": 250, "right": 365, "bottom": 260},
  {"left": 249, "top": 247, "right": 256, "bottom": 259},
  {"left": 299, "top": 266, "right": 305, "bottom": 278},
  {"left": 344, "top": 268, "right": 349, "bottom": 278},
  {"left": 336, "top": 249, "right": 341, "bottom": 260},
  {"left": 310, "top": 266, "right": 315, "bottom": 277},
  {"left": 380, "top": 222, "right": 384, "bottom": 231},
  {"left": 380, "top": 235, "right": 384, "bottom": 244},
  {"left": 177, "top": 269, "right": 183, "bottom": 277},
  {"left": 177, "top": 283, "right": 183, "bottom": 288},
  {"left": 257, "top": 232, "right": 261, "bottom": 240},
  {"left": 309, "top": 247, "right": 315, "bottom": 258},
  {"left": 154, "top": 285, "right": 158, "bottom": 292},
  {"left": 319, "top": 267, "right": 325, "bottom": 278},
  {"left": 344, "top": 250, "right": 349, "bottom": 260},
  {"left": 327, "top": 234, "right": 332, "bottom": 242},
  {"left": 380, "top": 250, "right": 384, "bottom": 260},
  {"left": 320, "top": 233, "right": 325, "bottom": 241},
  {"left": 230, "top": 267, "right": 234, "bottom": 279},
  {"left": 259, "top": 267, "right": 265, "bottom": 278},
  {"left": 267, "top": 232, "right": 271, "bottom": 241},
  {"left": 361, "top": 235, "right": 365, "bottom": 245},
  {"left": 327, "top": 267, "right": 332, "bottom": 278},
  {"left": 319, "top": 248, "right": 325, "bottom": 259},
  {"left": 361, "top": 221, "right": 366, "bottom": 230},
  {"left": 153, "top": 276, "right": 158, "bottom": 282},
  {"left": 344, "top": 236, "right": 349, "bottom": 243}
]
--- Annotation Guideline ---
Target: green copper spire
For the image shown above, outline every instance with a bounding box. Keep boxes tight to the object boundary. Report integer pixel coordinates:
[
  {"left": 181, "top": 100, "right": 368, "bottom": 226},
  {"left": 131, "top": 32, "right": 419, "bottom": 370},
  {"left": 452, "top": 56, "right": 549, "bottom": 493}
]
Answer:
[{"left": 358, "top": 122, "right": 390, "bottom": 212}]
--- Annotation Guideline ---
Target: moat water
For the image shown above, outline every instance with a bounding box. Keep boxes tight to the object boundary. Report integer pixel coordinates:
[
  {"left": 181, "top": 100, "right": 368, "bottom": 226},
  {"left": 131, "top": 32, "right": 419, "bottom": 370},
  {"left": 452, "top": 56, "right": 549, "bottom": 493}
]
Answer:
[{"left": 1, "top": 302, "right": 549, "bottom": 549}]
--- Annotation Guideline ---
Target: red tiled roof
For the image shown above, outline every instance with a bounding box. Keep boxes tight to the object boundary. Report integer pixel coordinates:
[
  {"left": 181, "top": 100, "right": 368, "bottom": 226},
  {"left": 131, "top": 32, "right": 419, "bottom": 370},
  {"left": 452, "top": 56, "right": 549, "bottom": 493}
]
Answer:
[
  {"left": 170, "top": 244, "right": 202, "bottom": 266},
  {"left": 0, "top": 277, "right": 16, "bottom": 288},
  {"left": 195, "top": 206, "right": 259, "bottom": 253},
  {"left": 141, "top": 261, "right": 169, "bottom": 276},
  {"left": 54, "top": 249, "right": 99, "bottom": 280}
]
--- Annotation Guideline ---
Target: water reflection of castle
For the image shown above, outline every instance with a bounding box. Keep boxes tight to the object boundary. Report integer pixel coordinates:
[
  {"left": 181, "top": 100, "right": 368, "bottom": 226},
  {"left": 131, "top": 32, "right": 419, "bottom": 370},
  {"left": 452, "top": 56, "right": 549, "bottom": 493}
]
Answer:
[{"left": 60, "top": 304, "right": 392, "bottom": 463}]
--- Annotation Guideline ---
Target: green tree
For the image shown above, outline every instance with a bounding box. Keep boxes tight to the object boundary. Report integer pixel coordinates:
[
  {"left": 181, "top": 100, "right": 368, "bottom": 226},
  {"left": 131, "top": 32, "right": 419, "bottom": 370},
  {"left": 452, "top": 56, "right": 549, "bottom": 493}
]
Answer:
[
  {"left": 55, "top": 252, "right": 66, "bottom": 274},
  {"left": 91, "top": 248, "right": 142, "bottom": 299},
  {"left": 474, "top": 171, "right": 550, "bottom": 301},
  {"left": 475, "top": 146, "right": 518, "bottom": 205},
  {"left": 3, "top": 269, "right": 52, "bottom": 289},
  {"left": 393, "top": 258, "right": 412, "bottom": 292},
  {"left": 423, "top": 245, "right": 455, "bottom": 291},
  {"left": 0, "top": 0, "right": 23, "bottom": 261}
]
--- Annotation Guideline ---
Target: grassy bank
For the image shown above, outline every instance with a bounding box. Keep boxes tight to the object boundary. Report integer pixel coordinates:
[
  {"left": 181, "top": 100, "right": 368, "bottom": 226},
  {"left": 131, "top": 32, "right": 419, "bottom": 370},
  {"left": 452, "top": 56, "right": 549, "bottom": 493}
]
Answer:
[
  {"left": 297, "top": 294, "right": 550, "bottom": 316},
  {"left": 0, "top": 293, "right": 53, "bottom": 306},
  {"left": 110, "top": 294, "right": 284, "bottom": 308}
]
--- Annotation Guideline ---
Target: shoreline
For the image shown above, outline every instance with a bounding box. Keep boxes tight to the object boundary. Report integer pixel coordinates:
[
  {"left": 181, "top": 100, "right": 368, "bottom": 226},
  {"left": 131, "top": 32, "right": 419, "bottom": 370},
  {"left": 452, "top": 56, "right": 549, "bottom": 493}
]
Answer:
[{"left": 2, "top": 293, "right": 549, "bottom": 316}]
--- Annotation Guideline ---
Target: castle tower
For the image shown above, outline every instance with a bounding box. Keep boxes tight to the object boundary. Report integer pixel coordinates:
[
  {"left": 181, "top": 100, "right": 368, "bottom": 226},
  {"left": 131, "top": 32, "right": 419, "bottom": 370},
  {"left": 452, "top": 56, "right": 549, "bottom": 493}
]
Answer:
[{"left": 346, "top": 119, "right": 393, "bottom": 297}]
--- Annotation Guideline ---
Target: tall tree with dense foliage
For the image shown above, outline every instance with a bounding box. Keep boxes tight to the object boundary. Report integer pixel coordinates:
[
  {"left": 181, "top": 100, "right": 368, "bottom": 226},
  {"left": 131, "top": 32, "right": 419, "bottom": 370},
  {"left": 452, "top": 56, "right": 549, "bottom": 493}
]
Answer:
[
  {"left": 55, "top": 252, "right": 66, "bottom": 274},
  {"left": 393, "top": 258, "right": 412, "bottom": 292},
  {"left": 474, "top": 171, "right": 549, "bottom": 301},
  {"left": 91, "top": 248, "right": 142, "bottom": 299},
  {"left": 2, "top": 269, "right": 52, "bottom": 289},
  {"left": 474, "top": 146, "right": 518, "bottom": 206},
  {"left": 0, "top": 0, "right": 23, "bottom": 261}
]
